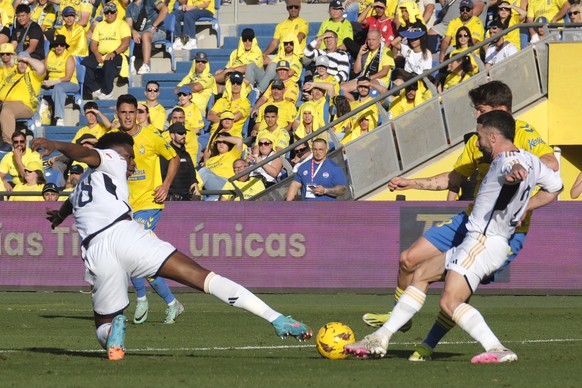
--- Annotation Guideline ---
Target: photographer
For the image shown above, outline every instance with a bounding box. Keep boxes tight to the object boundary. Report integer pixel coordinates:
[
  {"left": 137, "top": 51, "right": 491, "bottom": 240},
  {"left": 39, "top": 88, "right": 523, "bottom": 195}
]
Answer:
[{"left": 160, "top": 123, "right": 201, "bottom": 201}]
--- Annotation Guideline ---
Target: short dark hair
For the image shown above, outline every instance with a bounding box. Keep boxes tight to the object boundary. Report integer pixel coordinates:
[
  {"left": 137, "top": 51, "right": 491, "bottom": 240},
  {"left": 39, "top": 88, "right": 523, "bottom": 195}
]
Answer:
[
  {"left": 116, "top": 94, "right": 138, "bottom": 110},
  {"left": 264, "top": 105, "right": 278, "bottom": 115},
  {"left": 83, "top": 101, "right": 98, "bottom": 111},
  {"left": 95, "top": 132, "right": 134, "bottom": 150},
  {"left": 146, "top": 80, "right": 159, "bottom": 88},
  {"left": 312, "top": 138, "right": 328, "bottom": 148},
  {"left": 15, "top": 4, "right": 30, "bottom": 14},
  {"left": 11, "top": 131, "right": 26, "bottom": 141},
  {"left": 468, "top": 81, "right": 513, "bottom": 111},
  {"left": 171, "top": 107, "right": 185, "bottom": 116},
  {"left": 476, "top": 110, "right": 515, "bottom": 142}
]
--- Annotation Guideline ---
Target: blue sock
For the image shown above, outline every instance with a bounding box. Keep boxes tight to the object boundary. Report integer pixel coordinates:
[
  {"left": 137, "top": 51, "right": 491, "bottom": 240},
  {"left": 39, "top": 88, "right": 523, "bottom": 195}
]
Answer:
[
  {"left": 149, "top": 277, "right": 175, "bottom": 304},
  {"left": 423, "top": 310, "right": 456, "bottom": 350},
  {"left": 131, "top": 277, "right": 147, "bottom": 298}
]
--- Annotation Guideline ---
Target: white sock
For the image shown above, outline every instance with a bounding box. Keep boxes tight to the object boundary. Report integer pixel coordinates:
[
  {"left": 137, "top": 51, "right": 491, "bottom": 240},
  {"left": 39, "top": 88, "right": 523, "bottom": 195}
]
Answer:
[
  {"left": 206, "top": 273, "right": 281, "bottom": 322},
  {"left": 168, "top": 299, "right": 177, "bottom": 306},
  {"left": 452, "top": 303, "right": 504, "bottom": 351},
  {"left": 96, "top": 323, "right": 111, "bottom": 349},
  {"left": 378, "top": 286, "right": 426, "bottom": 338},
  {"left": 137, "top": 296, "right": 147, "bottom": 302}
]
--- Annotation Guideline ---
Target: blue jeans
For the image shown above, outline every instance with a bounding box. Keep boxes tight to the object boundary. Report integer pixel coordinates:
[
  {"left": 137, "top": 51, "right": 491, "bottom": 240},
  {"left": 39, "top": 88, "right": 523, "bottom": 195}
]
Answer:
[
  {"left": 198, "top": 167, "right": 227, "bottom": 201},
  {"left": 173, "top": 9, "right": 213, "bottom": 39},
  {"left": 45, "top": 82, "right": 79, "bottom": 119}
]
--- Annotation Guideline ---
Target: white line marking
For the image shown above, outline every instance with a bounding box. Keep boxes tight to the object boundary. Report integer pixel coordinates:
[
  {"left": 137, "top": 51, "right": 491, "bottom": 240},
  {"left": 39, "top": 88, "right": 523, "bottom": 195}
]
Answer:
[{"left": 2, "top": 338, "right": 581, "bottom": 354}]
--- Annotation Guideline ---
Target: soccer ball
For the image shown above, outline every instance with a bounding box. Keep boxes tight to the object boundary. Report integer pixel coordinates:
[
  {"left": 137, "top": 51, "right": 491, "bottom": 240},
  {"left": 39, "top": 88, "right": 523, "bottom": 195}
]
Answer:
[{"left": 315, "top": 322, "right": 355, "bottom": 360}]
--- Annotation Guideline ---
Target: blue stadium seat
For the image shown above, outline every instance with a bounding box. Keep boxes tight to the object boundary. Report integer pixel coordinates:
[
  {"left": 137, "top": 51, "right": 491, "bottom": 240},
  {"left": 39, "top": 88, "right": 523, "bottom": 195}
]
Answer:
[{"left": 197, "top": 0, "right": 221, "bottom": 48}]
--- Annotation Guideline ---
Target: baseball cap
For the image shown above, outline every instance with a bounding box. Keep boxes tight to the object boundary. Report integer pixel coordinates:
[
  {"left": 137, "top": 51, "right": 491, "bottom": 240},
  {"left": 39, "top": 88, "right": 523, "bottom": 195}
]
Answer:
[
  {"left": 70, "top": 164, "right": 85, "bottom": 174},
  {"left": 62, "top": 6, "right": 76, "bottom": 17},
  {"left": 26, "top": 160, "right": 43, "bottom": 172},
  {"left": 168, "top": 122, "right": 188, "bottom": 133},
  {"left": 0, "top": 43, "right": 15, "bottom": 55},
  {"left": 329, "top": 0, "right": 344, "bottom": 9},
  {"left": 400, "top": 27, "right": 427, "bottom": 40},
  {"left": 275, "top": 60, "right": 290, "bottom": 70},
  {"left": 103, "top": 2, "right": 117, "bottom": 13},
  {"left": 460, "top": 0, "right": 473, "bottom": 8},
  {"left": 194, "top": 51, "right": 208, "bottom": 62},
  {"left": 229, "top": 71, "right": 244, "bottom": 84},
  {"left": 42, "top": 183, "right": 59, "bottom": 194},
  {"left": 220, "top": 111, "right": 235, "bottom": 120},
  {"left": 178, "top": 85, "right": 192, "bottom": 95},
  {"left": 315, "top": 55, "right": 330, "bottom": 68},
  {"left": 76, "top": 134, "right": 98, "bottom": 145},
  {"left": 271, "top": 80, "right": 285, "bottom": 90},
  {"left": 535, "top": 16, "right": 548, "bottom": 23}
]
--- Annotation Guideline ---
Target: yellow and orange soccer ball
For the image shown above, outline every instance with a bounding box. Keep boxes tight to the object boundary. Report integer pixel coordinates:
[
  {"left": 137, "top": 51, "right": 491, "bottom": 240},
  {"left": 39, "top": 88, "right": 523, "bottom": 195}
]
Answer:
[{"left": 315, "top": 322, "right": 355, "bottom": 360}]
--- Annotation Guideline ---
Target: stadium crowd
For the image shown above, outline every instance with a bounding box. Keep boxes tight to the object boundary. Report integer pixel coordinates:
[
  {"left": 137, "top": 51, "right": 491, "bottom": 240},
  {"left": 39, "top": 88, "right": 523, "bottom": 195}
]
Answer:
[{"left": 0, "top": 0, "right": 577, "bottom": 201}]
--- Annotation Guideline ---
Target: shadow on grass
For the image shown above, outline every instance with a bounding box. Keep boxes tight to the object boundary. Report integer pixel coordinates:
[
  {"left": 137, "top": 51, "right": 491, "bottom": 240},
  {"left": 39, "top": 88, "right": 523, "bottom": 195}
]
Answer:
[
  {"left": 24, "top": 348, "right": 176, "bottom": 359},
  {"left": 39, "top": 315, "right": 94, "bottom": 321}
]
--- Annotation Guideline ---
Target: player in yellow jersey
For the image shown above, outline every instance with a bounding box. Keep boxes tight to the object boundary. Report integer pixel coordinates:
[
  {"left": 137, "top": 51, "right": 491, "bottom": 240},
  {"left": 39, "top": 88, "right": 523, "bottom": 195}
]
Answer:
[
  {"left": 362, "top": 81, "right": 559, "bottom": 361},
  {"left": 116, "top": 94, "right": 183, "bottom": 325}
]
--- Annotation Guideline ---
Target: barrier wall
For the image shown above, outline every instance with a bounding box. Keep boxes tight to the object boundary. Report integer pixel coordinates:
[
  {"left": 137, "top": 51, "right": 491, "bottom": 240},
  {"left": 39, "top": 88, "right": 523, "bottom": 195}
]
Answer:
[{"left": 0, "top": 201, "right": 580, "bottom": 293}]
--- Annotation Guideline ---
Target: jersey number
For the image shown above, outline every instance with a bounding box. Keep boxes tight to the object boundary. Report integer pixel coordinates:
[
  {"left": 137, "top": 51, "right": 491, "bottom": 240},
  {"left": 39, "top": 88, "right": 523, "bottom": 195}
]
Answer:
[{"left": 77, "top": 174, "right": 118, "bottom": 207}]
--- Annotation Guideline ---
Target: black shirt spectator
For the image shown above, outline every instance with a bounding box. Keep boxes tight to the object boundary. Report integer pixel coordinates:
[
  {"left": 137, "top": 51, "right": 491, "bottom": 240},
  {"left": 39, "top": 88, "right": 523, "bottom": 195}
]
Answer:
[
  {"left": 160, "top": 123, "right": 200, "bottom": 200},
  {"left": 11, "top": 4, "right": 46, "bottom": 60}
]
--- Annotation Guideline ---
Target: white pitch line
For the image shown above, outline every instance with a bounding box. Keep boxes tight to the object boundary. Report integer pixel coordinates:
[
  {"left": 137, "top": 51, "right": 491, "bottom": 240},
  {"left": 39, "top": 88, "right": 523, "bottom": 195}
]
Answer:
[{"left": 2, "top": 338, "right": 581, "bottom": 354}]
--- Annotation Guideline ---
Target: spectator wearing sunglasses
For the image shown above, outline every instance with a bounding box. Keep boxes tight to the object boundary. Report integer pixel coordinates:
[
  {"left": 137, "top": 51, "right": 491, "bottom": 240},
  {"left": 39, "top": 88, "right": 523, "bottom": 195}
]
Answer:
[
  {"left": 253, "top": 104, "right": 290, "bottom": 154},
  {"left": 262, "top": 0, "right": 308, "bottom": 65},
  {"left": 438, "top": 0, "right": 484, "bottom": 63},
  {"left": 248, "top": 132, "right": 283, "bottom": 188},
  {"left": 8, "top": 159, "right": 45, "bottom": 201},
  {"left": 290, "top": 143, "right": 312, "bottom": 173},
  {"left": 200, "top": 132, "right": 244, "bottom": 201},
  {"left": 140, "top": 81, "right": 167, "bottom": 131},
  {"left": 0, "top": 131, "right": 43, "bottom": 189},
  {"left": 247, "top": 33, "right": 303, "bottom": 93},
  {"left": 40, "top": 35, "right": 79, "bottom": 127},
  {"left": 484, "top": 19, "right": 518, "bottom": 69},
  {"left": 175, "top": 51, "right": 217, "bottom": 111},
  {"left": 215, "top": 28, "right": 262, "bottom": 86},
  {"left": 0, "top": 43, "right": 16, "bottom": 80},
  {"left": 484, "top": 1, "right": 525, "bottom": 50},
  {"left": 207, "top": 71, "right": 251, "bottom": 137}
]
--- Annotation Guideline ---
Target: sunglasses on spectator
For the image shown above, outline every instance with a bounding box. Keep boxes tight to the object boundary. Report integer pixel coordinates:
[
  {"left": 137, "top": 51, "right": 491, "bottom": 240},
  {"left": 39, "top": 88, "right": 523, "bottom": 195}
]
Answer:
[
  {"left": 460, "top": 6, "right": 471, "bottom": 12},
  {"left": 258, "top": 141, "right": 272, "bottom": 146},
  {"left": 499, "top": 7, "right": 511, "bottom": 11},
  {"left": 295, "top": 147, "right": 308, "bottom": 154},
  {"left": 54, "top": 43, "right": 66, "bottom": 47},
  {"left": 1, "top": 52, "right": 11, "bottom": 56},
  {"left": 231, "top": 81, "right": 242, "bottom": 85},
  {"left": 104, "top": 10, "right": 116, "bottom": 15},
  {"left": 284, "top": 42, "right": 294, "bottom": 46},
  {"left": 569, "top": 11, "right": 580, "bottom": 16},
  {"left": 137, "top": 109, "right": 147, "bottom": 114},
  {"left": 24, "top": 169, "right": 34, "bottom": 173},
  {"left": 177, "top": 92, "right": 189, "bottom": 97},
  {"left": 242, "top": 37, "right": 253, "bottom": 42},
  {"left": 457, "top": 33, "right": 469, "bottom": 38},
  {"left": 13, "top": 140, "right": 26, "bottom": 144},
  {"left": 287, "top": 5, "right": 300, "bottom": 9},
  {"left": 195, "top": 60, "right": 206, "bottom": 63},
  {"left": 146, "top": 88, "right": 159, "bottom": 92}
]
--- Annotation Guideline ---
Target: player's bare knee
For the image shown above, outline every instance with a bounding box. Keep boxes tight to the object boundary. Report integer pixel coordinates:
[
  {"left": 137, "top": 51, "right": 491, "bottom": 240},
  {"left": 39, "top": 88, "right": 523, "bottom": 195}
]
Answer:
[{"left": 399, "top": 249, "right": 419, "bottom": 273}]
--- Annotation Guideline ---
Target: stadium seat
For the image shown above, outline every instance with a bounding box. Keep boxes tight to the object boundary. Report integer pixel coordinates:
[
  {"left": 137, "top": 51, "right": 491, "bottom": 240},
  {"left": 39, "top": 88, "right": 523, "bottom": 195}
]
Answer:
[
  {"left": 197, "top": 0, "right": 221, "bottom": 48},
  {"left": 154, "top": 13, "right": 177, "bottom": 72}
]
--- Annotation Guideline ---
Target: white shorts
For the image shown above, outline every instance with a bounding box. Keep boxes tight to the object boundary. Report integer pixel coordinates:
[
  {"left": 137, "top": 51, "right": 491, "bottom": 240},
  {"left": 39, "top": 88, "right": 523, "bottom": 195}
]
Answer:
[
  {"left": 445, "top": 232, "right": 509, "bottom": 293},
  {"left": 83, "top": 220, "right": 176, "bottom": 315}
]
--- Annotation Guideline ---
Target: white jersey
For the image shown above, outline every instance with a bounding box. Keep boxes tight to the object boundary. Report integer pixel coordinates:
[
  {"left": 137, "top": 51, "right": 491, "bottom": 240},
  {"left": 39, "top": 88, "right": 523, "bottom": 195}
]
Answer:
[
  {"left": 466, "top": 149, "right": 562, "bottom": 239},
  {"left": 68, "top": 148, "right": 132, "bottom": 244}
]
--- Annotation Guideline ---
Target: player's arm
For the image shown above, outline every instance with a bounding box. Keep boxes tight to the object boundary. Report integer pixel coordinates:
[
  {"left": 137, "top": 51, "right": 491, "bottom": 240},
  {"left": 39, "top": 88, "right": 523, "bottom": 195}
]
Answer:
[
  {"left": 46, "top": 199, "right": 73, "bottom": 230},
  {"left": 388, "top": 170, "right": 465, "bottom": 192},
  {"left": 539, "top": 152, "right": 559, "bottom": 172},
  {"left": 525, "top": 186, "right": 562, "bottom": 213},
  {"left": 571, "top": 171, "right": 582, "bottom": 199},
  {"left": 31, "top": 138, "right": 101, "bottom": 168}
]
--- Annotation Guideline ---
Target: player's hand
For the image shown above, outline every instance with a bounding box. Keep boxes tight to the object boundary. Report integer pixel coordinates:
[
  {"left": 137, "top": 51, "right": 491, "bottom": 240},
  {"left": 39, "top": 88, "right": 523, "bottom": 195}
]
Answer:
[
  {"left": 31, "top": 138, "right": 56, "bottom": 158},
  {"left": 388, "top": 177, "right": 413, "bottom": 191},
  {"left": 505, "top": 164, "right": 527, "bottom": 184},
  {"left": 46, "top": 209, "right": 65, "bottom": 229},
  {"left": 153, "top": 185, "right": 169, "bottom": 203}
]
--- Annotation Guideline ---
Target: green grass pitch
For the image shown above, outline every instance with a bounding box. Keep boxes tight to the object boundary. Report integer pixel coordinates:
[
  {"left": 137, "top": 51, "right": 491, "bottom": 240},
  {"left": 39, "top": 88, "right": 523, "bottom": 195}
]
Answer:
[{"left": 0, "top": 292, "right": 581, "bottom": 387}]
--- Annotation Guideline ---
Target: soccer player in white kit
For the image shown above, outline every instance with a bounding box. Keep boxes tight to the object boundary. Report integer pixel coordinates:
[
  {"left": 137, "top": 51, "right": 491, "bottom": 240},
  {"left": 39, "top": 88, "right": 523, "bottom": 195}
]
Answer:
[
  {"left": 345, "top": 110, "right": 563, "bottom": 363},
  {"left": 32, "top": 132, "right": 312, "bottom": 361}
]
